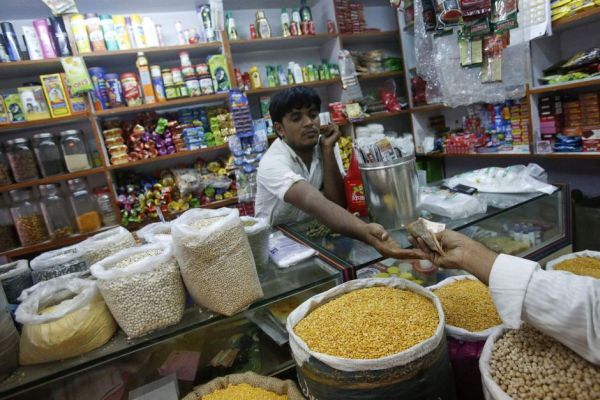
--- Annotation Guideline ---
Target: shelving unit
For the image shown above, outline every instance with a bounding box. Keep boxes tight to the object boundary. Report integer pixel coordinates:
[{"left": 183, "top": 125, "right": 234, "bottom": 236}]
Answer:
[
  {"left": 229, "top": 33, "right": 338, "bottom": 53},
  {"left": 358, "top": 70, "right": 403, "bottom": 80},
  {"left": 246, "top": 78, "right": 341, "bottom": 95},
  {"left": 528, "top": 77, "right": 600, "bottom": 94},
  {"left": 552, "top": 7, "right": 600, "bottom": 32},
  {"left": 0, "top": 114, "right": 90, "bottom": 132},
  {"left": 0, "top": 167, "right": 106, "bottom": 193},
  {"left": 339, "top": 30, "right": 400, "bottom": 45},
  {"left": 107, "top": 144, "right": 230, "bottom": 170}
]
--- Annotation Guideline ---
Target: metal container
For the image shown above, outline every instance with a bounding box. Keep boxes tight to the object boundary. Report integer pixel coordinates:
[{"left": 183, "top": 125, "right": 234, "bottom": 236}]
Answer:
[{"left": 359, "top": 156, "right": 419, "bottom": 230}]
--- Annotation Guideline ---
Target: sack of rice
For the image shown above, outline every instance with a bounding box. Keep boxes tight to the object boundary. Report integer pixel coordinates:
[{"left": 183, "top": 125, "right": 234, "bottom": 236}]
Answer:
[
  {"left": 135, "top": 221, "right": 172, "bottom": 244},
  {"left": 172, "top": 208, "right": 263, "bottom": 316},
  {"left": 80, "top": 227, "right": 136, "bottom": 265},
  {"left": 30, "top": 245, "right": 88, "bottom": 284},
  {"left": 241, "top": 216, "right": 270, "bottom": 268},
  {"left": 429, "top": 275, "right": 503, "bottom": 400},
  {"left": 288, "top": 278, "right": 456, "bottom": 400},
  {"left": 182, "top": 372, "right": 304, "bottom": 400},
  {"left": 546, "top": 250, "right": 600, "bottom": 279},
  {"left": 0, "top": 260, "right": 33, "bottom": 303},
  {"left": 0, "top": 284, "right": 19, "bottom": 381},
  {"left": 90, "top": 242, "right": 185, "bottom": 339},
  {"left": 15, "top": 278, "right": 116, "bottom": 365},
  {"left": 480, "top": 326, "right": 600, "bottom": 400}
]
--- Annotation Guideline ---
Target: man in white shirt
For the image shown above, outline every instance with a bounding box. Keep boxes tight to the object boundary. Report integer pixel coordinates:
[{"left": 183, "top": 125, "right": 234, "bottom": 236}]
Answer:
[
  {"left": 411, "top": 230, "right": 600, "bottom": 364},
  {"left": 256, "top": 86, "right": 420, "bottom": 260}
]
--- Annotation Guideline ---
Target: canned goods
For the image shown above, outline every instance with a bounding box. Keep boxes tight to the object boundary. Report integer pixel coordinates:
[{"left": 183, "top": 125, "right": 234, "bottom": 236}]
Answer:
[
  {"left": 105, "top": 73, "right": 125, "bottom": 108},
  {"left": 88, "top": 67, "right": 110, "bottom": 110},
  {"left": 178, "top": 84, "right": 189, "bottom": 97},
  {"left": 161, "top": 68, "right": 174, "bottom": 86},
  {"left": 185, "top": 77, "right": 201, "bottom": 97},
  {"left": 182, "top": 66, "right": 196, "bottom": 79},
  {"left": 199, "top": 76, "right": 215, "bottom": 95},
  {"left": 120, "top": 73, "right": 142, "bottom": 107},
  {"left": 195, "top": 64, "right": 209, "bottom": 75},
  {"left": 150, "top": 65, "right": 161, "bottom": 78},
  {"left": 165, "top": 85, "right": 179, "bottom": 100},
  {"left": 172, "top": 68, "right": 184, "bottom": 84}
]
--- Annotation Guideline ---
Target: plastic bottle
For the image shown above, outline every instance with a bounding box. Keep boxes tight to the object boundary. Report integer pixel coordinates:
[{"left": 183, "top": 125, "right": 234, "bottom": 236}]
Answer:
[
  {"left": 136, "top": 52, "right": 156, "bottom": 104},
  {"left": 175, "top": 21, "right": 186, "bottom": 45},
  {"left": 142, "top": 17, "right": 160, "bottom": 47},
  {"left": 256, "top": 10, "right": 271, "bottom": 39},
  {"left": 226, "top": 12, "right": 238, "bottom": 40},
  {"left": 249, "top": 66, "right": 262, "bottom": 89},
  {"left": 112, "top": 15, "right": 131, "bottom": 50},
  {"left": 130, "top": 15, "right": 146, "bottom": 48},
  {"left": 300, "top": 0, "right": 313, "bottom": 22},
  {"left": 281, "top": 8, "right": 291, "bottom": 37},
  {"left": 199, "top": 5, "right": 215, "bottom": 42},
  {"left": 99, "top": 15, "right": 119, "bottom": 51},
  {"left": 291, "top": 8, "right": 302, "bottom": 36},
  {"left": 344, "top": 151, "right": 368, "bottom": 217}
]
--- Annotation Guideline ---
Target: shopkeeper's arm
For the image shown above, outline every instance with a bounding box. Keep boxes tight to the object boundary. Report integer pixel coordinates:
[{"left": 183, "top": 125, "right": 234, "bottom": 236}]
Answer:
[
  {"left": 285, "top": 180, "right": 421, "bottom": 260},
  {"left": 320, "top": 125, "right": 346, "bottom": 208},
  {"left": 411, "top": 230, "right": 600, "bottom": 364}
]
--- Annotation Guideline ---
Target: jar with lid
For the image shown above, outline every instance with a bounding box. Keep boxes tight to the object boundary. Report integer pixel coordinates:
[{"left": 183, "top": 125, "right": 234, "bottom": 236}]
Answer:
[
  {"left": 0, "top": 147, "right": 13, "bottom": 185},
  {"left": 94, "top": 187, "right": 118, "bottom": 226},
  {"left": 0, "top": 197, "right": 18, "bottom": 252},
  {"left": 9, "top": 189, "right": 49, "bottom": 246},
  {"left": 5, "top": 138, "right": 40, "bottom": 182},
  {"left": 60, "top": 130, "right": 92, "bottom": 172},
  {"left": 32, "top": 133, "right": 66, "bottom": 177},
  {"left": 68, "top": 178, "right": 102, "bottom": 234},
  {"left": 39, "top": 184, "right": 75, "bottom": 240}
]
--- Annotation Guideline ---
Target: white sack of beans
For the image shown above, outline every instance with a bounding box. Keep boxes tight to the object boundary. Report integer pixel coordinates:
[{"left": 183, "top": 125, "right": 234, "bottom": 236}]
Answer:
[
  {"left": 136, "top": 221, "right": 173, "bottom": 244},
  {"left": 80, "top": 227, "right": 136, "bottom": 266},
  {"left": 240, "top": 216, "right": 270, "bottom": 268}
]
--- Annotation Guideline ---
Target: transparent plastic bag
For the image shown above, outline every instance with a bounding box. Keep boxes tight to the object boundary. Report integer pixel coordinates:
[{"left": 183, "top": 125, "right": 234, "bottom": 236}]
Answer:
[
  {"left": 30, "top": 245, "right": 88, "bottom": 283},
  {"left": 269, "top": 231, "right": 317, "bottom": 269},
  {"left": 419, "top": 188, "right": 488, "bottom": 219},
  {"left": 80, "top": 226, "right": 136, "bottom": 265},
  {"left": 136, "top": 221, "right": 172, "bottom": 244},
  {"left": 0, "top": 260, "right": 33, "bottom": 303},
  {"left": 241, "top": 217, "right": 270, "bottom": 268}
]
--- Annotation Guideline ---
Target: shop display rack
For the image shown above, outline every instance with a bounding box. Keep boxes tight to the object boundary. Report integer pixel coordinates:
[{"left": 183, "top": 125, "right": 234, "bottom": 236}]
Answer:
[
  {"left": 0, "top": 167, "right": 106, "bottom": 193},
  {"left": 357, "top": 70, "right": 404, "bottom": 80},
  {"left": 339, "top": 30, "right": 400, "bottom": 45},
  {"left": 229, "top": 33, "right": 338, "bottom": 53},
  {"left": 528, "top": 76, "right": 600, "bottom": 94},
  {"left": 0, "top": 114, "right": 90, "bottom": 133},
  {"left": 552, "top": 7, "right": 600, "bottom": 32}
]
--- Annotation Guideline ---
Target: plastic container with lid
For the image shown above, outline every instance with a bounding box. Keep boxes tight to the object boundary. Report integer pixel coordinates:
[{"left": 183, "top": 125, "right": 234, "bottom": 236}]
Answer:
[
  {"left": 0, "top": 147, "right": 13, "bottom": 185},
  {"left": 60, "top": 130, "right": 92, "bottom": 172},
  {"left": 9, "top": 189, "right": 49, "bottom": 246},
  {"left": 32, "top": 133, "right": 66, "bottom": 177},
  {"left": 39, "top": 184, "right": 75, "bottom": 239},
  {"left": 0, "top": 201, "right": 19, "bottom": 252},
  {"left": 68, "top": 178, "right": 102, "bottom": 234},
  {"left": 5, "top": 138, "right": 39, "bottom": 182},
  {"left": 94, "top": 187, "right": 118, "bottom": 226}
]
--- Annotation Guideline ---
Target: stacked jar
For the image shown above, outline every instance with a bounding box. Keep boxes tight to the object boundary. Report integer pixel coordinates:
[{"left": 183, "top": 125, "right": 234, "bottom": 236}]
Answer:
[
  {"left": 9, "top": 189, "right": 49, "bottom": 246},
  {"left": 181, "top": 51, "right": 201, "bottom": 98},
  {"left": 32, "top": 133, "right": 66, "bottom": 177},
  {"left": 0, "top": 198, "right": 18, "bottom": 252},
  {"left": 39, "top": 184, "right": 75, "bottom": 240},
  {"left": 60, "top": 130, "right": 92, "bottom": 172},
  {"left": 196, "top": 64, "right": 215, "bottom": 96},
  {"left": 69, "top": 178, "right": 102, "bottom": 234},
  {"left": 0, "top": 147, "right": 13, "bottom": 186},
  {"left": 5, "top": 139, "right": 39, "bottom": 183}
]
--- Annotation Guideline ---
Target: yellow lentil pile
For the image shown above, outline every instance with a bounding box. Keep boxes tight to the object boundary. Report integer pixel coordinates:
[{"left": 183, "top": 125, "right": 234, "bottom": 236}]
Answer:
[
  {"left": 554, "top": 257, "right": 600, "bottom": 279},
  {"left": 490, "top": 326, "right": 600, "bottom": 400},
  {"left": 433, "top": 280, "right": 502, "bottom": 332},
  {"left": 202, "top": 384, "right": 287, "bottom": 400},
  {"left": 294, "top": 287, "right": 438, "bottom": 359}
]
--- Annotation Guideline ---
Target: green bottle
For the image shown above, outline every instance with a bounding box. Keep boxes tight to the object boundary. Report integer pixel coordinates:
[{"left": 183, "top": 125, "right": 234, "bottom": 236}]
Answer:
[{"left": 300, "top": 0, "right": 313, "bottom": 22}]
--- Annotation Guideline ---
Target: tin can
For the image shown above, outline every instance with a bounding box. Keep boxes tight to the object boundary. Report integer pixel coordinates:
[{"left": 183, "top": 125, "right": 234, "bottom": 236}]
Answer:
[
  {"left": 152, "top": 76, "right": 166, "bottom": 102},
  {"left": 178, "top": 84, "right": 189, "bottom": 97},
  {"left": 88, "top": 67, "right": 110, "bottom": 110},
  {"left": 249, "top": 24, "right": 257, "bottom": 39},
  {"left": 199, "top": 76, "right": 215, "bottom": 95},
  {"left": 70, "top": 14, "right": 91, "bottom": 54},
  {"left": 196, "top": 64, "right": 209, "bottom": 76},
  {"left": 105, "top": 73, "right": 125, "bottom": 107},
  {"left": 179, "top": 51, "right": 192, "bottom": 67},
  {"left": 161, "top": 69, "right": 174, "bottom": 86},
  {"left": 85, "top": 13, "right": 107, "bottom": 52},
  {"left": 185, "top": 77, "right": 202, "bottom": 97},
  {"left": 182, "top": 66, "right": 196, "bottom": 79},
  {"left": 327, "top": 20, "right": 336, "bottom": 34},
  {"left": 165, "top": 85, "right": 179, "bottom": 100},
  {"left": 172, "top": 68, "right": 184, "bottom": 84},
  {"left": 120, "top": 73, "right": 142, "bottom": 107}
]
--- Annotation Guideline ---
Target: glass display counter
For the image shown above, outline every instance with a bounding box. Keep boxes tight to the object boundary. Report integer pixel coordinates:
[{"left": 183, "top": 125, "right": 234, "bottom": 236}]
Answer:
[
  {"left": 0, "top": 258, "right": 341, "bottom": 400},
  {"left": 280, "top": 185, "right": 569, "bottom": 280}
]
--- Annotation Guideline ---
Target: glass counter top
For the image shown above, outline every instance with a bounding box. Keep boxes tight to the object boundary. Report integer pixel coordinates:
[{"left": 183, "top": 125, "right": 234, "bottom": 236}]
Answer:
[
  {"left": 281, "top": 188, "right": 558, "bottom": 270},
  {"left": 0, "top": 258, "right": 340, "bottom": 398}
]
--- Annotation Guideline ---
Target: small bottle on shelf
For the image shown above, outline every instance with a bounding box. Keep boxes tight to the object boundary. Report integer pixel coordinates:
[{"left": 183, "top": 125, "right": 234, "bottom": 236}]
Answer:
[
  {"left": 226, "top": 12, "right": 238, "bottom": 40},
  {"left": 300, "top": 0, "right": 313, "bottom": 22},
  {"left": 174, "top": 21, "right": 186, "bottom": 45},
  {"left": 256, "top": 10, "right": 272, "bottom": 39},
  {"left": 281, "top": 8, "right": 291, "bottom": 37},
  {"left": 291, "top": 9, "right": 301, "bottom": 36},
  {"left": 68, "top": 178, "right": 102, "bottom": 234}
]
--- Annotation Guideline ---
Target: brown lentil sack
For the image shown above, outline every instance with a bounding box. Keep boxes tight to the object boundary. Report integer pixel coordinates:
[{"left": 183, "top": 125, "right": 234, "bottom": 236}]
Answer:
[
  {"left": 480, "top": 326, "right": 600, "bottom": 400},
  {"left": 80, "top": 227, "right": 136, "bottom": 265},
  {"left": 90, "top": 243, "right": 185, "bottom": 339},
  {"left": 182, "top": 372, "right": 304, "bottom": 400},
  {"left": 172, "top": 208, "right": 263, "bottom": 316}
]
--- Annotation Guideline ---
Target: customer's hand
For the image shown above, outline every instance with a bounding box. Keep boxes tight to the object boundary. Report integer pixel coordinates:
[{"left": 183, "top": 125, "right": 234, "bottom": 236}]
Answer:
[
  {"left": 409, "top": 230, "right": 498, "bottom": 284},
  {"left": 364, "top": 223, "right": 425, "bottom": 260}
]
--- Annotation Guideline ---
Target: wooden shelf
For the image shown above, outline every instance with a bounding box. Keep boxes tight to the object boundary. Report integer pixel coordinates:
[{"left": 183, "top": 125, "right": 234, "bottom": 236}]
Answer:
[
  {"left": 94, "top": 93, "right": 229, "bottom": 117},
  {"left": 0, "top": 167, "right": 106, "bottom": 193},
  {"left": 552, "top": 6, "right": 600, "bottom": 32},
  {"left": 246, "top": 79, "right": 341, "bottom": 96},
  {"left": 0, "top": 58, "right": 63, "bottom": 79},
  {"left": 411, "top": 104, "right": 448, "bottom": 113},
  {"left": 108, "top": 144, "right": 230, "bottom": 170},
  {"left": 439, "top": 152, "right": 533, "bottom": 158},
  {"left": 536, "top": 152, "right": 600, "bottom": 159},
  {"left": 358, "top": 70, "right": 403, "bottom": 81},
  {"left": 1, "top": 225, "right": 118, "bottom": 258},
  {"left": 340, "top": 30, "right": 400, "bottom": 45},
  {"left": 230, "top": 34, "right": 337, "bottom": 53},
  {"left": 0, "top": 114, "right": 89, "bottom": 133},
  {"left": 348, "top": 110, "right": 411, "bottom": 125},
  {"left": 422, "top": 152, "right": 600, "bottom": 159},
  {"left": 528, "top": 77, "right": 600, "bottom": 94}
]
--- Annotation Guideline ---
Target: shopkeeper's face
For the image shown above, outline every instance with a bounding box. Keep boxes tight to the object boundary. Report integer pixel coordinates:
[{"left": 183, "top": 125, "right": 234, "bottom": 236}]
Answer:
[{"left": 276, "top": 106, "right": 320, "bottom": 151}]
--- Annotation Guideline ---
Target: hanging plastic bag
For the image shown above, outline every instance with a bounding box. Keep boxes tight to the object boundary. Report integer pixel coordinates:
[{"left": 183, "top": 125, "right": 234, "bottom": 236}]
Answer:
[
  {"left": 241, "top": 217, "right": 270, "bottom": 268},
  {"left": 136, "top": 221, "right": 172, "bottom": 244},
  {"left": 30, "top": 245, "right": 88, "bottom": 283},
  {"left": 80, "top": 226, "right": 136, "bottom": 265},
  {"left": 420, "top": 187, "right": 488, "bottom": 219},
  {"left": 0, "top": 260, "right": 33, "bottom": 303},
  {"left": 15, "top": 278, "right": 116, "bottom": 365},
  {"left": 269, "top": 231, "right": 317, "bottom": 269},
  {"left": 172, "top": 208, "right": 263, "bottom": 316},
  {"left": 90, "top": 242, "right": 185, "bottom": 339}
]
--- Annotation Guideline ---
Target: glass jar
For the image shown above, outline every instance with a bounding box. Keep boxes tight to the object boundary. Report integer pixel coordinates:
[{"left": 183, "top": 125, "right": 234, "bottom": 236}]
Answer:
[
  {"left": 5, "top": 138, "right": 40, "bottom": 182},
  {"left": 32, "top": 133, "right": 66, "bottom": 177},
  {"left": 0, "top": 200, "right": 19, "bottom": 252},
  {"left": 68, "top": 178, "right": 102, "bottom": 234},
  {"left": 39, "top": 184, "right": 75, "bottom": 240},
  {"left": 94, "top": 187, "right": 118, "bottom": 226},
  {"left": 60, "top": 130, "right": 92, "bottom": 173},
  {"left": 0, "top": 147, "right": 13, "bottom": 185},
  {"left": 9, "top": 189, "right": 49, "bottom": 246}
]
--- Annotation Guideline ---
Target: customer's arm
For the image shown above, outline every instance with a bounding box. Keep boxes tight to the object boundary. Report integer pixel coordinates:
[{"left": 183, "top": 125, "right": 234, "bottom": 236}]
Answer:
[
  {"left": 412, "top": 231, "right": 600, "bottom": 364},
  {"left": 320, "top": 125, "right": 346, "bottom": 208}
]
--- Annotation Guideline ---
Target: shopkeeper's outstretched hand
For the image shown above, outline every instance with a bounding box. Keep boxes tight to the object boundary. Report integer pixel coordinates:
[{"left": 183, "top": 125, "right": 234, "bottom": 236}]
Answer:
[
  {"left": 365, "top": 223, "right": 425, "bottom": 260},
  {"left": 409, "top": 230, "right": 498, "bottom": 284}
]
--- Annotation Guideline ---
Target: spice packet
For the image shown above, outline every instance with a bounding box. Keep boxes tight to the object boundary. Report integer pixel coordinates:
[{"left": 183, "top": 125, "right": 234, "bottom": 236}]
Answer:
[
  {"left": 461, "top": 0, "right": 493, "bottom": 17},
  {"left": 492, "top": 0, "right": 518, "bottom": 24},
  {"left": 61, "top": 57, "right": 93, "bottom": 95},
  {"left": 18, "top": 86, "right": 51, "bottom": 121},
  {"left": 459, "top": 37, "right": 484, "bottom": 68},
  {"left": 435, "top": 0, "right": 463, "bottom": 28},
  {"left": 375, "top": 138, "right": 397, "bottom": 162},
  {"left": 406, "top": 218, "right": 446, "bottom": 255}
]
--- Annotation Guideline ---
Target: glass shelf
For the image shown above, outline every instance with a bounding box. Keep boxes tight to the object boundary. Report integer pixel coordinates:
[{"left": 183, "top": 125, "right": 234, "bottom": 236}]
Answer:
[{"left": 0, "top": 258, "right": 340, "bottom": 399}]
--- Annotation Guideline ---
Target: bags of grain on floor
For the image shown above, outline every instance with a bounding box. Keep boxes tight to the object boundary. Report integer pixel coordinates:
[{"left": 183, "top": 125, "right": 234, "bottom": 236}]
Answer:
[
  {"left": 287, "top": 278, "right": 456, "bottom": 400},
  {"left": 429, "top": 275, "right": 502, "bottom": 400},
  {"left": 172, "top": 208, "right": 263, "bottom": 316},
  {"left": 30, "top": 245, "right": 88, "bottom": 283},
  {"left": 480, "top": 326, "right": 600, "bottom": 400},
  {"left": 182, "top": 372, "right": 304, "bottom": 400},
  {"left": 80, "top": 227, "right": 136, "bottom": 265},
  {"left": 0, "top": 285, "right": 19, "bottom": 380},
  {"left": 241, "top": 217, "right": 270, "bottom": 268},
  {"left": 135, "top": 221, "right": 172, "bottom": 244},
  {"left": 90, "top": 242, "right": 185, "bottom": 339},
  {"left": 15, "top": 277, "right": 116, "bottom": 365},
  {"left": 546, "top": 250, "right": 600, "bottom": 279},
  {"left": 0, "top": 260, "right": 33, "bottom": 303}
]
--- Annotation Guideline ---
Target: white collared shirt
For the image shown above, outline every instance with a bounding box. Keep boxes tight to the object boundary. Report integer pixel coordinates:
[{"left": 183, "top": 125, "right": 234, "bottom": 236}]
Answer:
[
  {"left": 489, "top": 254, "right": 600, "bottom": 364},
  {"left": 255, "top": 138, "right": 323, "bottom": 226}
]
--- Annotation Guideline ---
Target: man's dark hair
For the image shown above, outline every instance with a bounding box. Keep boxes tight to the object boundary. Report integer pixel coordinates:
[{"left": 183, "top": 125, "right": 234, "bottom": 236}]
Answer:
[{"left": 269, "top": 86, "right": 321, "bottom": 124}]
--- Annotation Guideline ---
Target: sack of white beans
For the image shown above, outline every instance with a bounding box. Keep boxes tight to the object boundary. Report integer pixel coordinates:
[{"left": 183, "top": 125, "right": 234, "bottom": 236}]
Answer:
[
  {"left": 172, "top": 208, "right": 264, "bottom": 316},
  {"left": 241, "top": 217, "right": 270, "bottom": 268},
  {"left": 136, "top": 221, "right": 173, "bottom": 244},
  {"left": 80, "top": 227, "right": 136, "bottom": 266},
  {"left": 90, "top": 242, "right": 186, "bottom": 339}
]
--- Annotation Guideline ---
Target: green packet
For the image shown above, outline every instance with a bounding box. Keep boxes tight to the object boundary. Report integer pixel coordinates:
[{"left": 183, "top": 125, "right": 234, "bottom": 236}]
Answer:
[{"left": 61, "top": 57, "right": 93, "bottom": 95}]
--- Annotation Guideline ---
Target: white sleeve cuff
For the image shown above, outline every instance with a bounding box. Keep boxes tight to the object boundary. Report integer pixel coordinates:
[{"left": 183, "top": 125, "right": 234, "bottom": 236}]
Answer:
[
  {"left": 277, "top": 172, "right": 306, "bottom": 202},
  {"left": 489, "top": 254, "right": 540, "bottom": 329}
]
